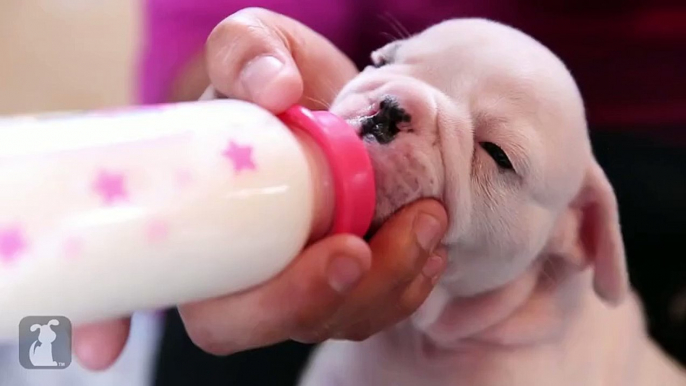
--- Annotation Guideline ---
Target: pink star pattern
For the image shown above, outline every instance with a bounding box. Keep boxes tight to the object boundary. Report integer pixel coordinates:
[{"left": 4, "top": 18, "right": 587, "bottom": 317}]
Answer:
[
  {"left": 146, "top": 219, "right": 169, "bottom": 244},
  {"left": 222, "top": 140, "right": 256, "bottom": 174},
  {"left": 93, "top": 170, "right": 128, "bottom": 205},
  {"left": 0, "top": 226, "right": 26, "bottom": 263}
]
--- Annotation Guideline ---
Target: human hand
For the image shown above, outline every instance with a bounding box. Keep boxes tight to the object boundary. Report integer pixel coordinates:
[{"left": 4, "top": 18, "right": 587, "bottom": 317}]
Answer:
[
  {"left": 200, "top": 7, "right": 359, "bottom": 113},
  {"left": 74, "top": 8, "right": 449, "bottom": 370}
]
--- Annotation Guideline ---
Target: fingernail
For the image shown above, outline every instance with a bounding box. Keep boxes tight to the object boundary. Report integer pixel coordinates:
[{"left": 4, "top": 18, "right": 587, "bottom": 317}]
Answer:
[
  {"left": 240, "top": 55, "right": 284, "bottom": 100},
  {"left": 328, "top": 255, "right": 363, "bottom": 293},
  {"left": 414, "top": 213, "right": 443, "bottom": 252},
  {"left": 422, "top": 254, "right": 445, "bottom": 280}
]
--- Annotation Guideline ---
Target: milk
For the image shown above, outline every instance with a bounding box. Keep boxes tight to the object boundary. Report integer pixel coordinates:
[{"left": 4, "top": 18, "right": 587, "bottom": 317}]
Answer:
[{"left": 0, "top": 100, "right": 375, "bottom": 339}]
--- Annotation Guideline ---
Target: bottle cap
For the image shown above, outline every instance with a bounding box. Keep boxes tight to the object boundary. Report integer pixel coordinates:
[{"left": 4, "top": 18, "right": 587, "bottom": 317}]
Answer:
[{"left": 279, "top": 105, "right": 375, "bottom": 238}]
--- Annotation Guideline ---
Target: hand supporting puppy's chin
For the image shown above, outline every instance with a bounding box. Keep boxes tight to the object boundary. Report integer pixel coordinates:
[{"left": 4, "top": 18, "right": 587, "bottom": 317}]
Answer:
[
  {"left": 355, "top": 128, "right": 445, "bottom": 242},
  {"left": 363, "top": 144, "right": 441, "bottom": 239},
  {"left": 333, "top": 88, "right": 446, "bottom": 240}
]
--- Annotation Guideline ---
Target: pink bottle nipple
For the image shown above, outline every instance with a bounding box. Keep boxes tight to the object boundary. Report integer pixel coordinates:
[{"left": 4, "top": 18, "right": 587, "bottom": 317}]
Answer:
[{"left": 278, "top": 105, "right": 375, "bottom": 238}]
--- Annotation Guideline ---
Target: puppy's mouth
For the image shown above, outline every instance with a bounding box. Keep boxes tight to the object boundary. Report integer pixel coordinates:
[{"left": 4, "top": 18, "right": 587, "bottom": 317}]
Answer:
[
  {"left": 358, "top": 97, "right": 412, "bottom": 144},
  {"left": 333, "top": 92, "right": 436, "bottom": 240}
]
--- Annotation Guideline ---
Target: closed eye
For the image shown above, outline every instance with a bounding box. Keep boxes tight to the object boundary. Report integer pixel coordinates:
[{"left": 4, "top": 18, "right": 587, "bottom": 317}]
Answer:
[{"left": 480, "top": 142, "right": 515, "bottom": 171}]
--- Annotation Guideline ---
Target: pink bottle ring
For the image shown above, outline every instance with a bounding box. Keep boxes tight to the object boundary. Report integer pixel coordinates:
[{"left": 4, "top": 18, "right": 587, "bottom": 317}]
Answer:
[{"left": 279, "top": 105, "right": 376, "bottom": 238}]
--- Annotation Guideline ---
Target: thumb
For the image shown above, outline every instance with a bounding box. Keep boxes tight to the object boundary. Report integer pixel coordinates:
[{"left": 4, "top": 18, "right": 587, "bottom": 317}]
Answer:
[{"left": 205, "top": 8, "right": 358, "bottom": 113}]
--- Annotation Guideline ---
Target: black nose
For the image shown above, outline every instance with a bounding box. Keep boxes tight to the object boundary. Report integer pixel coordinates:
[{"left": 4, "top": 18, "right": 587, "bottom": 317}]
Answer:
[{"left": 360, "top": 97, "right": 411, "bottom": 144}]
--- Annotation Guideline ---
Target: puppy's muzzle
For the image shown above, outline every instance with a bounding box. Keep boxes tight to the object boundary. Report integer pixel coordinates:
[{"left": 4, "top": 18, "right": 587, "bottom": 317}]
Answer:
[{"left": 360, "top": 97, "right": 411, "bottom": 144}]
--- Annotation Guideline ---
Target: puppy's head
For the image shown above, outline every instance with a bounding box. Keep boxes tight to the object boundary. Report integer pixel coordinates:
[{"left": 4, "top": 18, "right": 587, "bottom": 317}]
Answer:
[{"left": 331, "top": 19, "right": 627, "bottom": 303}]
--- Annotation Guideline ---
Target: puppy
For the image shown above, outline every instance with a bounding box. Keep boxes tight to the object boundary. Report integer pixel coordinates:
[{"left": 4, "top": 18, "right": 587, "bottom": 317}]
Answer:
[{"left": 299, "top": 19, "right": 686, "bottom": 386}]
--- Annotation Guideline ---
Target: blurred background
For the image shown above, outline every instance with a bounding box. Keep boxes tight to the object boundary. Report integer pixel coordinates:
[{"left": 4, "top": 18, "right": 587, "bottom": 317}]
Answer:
[
  {"left": 0, "top": 0, "right": 138, "bottom": 115},
  {"left": 0, "top": 1, "right": 684, "bottom": 385}
]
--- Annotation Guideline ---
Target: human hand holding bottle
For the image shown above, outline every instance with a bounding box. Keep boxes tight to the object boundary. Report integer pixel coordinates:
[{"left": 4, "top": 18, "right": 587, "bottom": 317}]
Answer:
[{"left": 74, "top": 8, "right": 448, "bottom": 370}]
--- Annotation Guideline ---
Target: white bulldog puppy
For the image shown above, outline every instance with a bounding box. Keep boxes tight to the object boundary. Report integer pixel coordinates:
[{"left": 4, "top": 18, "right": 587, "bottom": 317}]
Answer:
[{"left": 300, "top": 18, "right": 686, "bottom": 386}]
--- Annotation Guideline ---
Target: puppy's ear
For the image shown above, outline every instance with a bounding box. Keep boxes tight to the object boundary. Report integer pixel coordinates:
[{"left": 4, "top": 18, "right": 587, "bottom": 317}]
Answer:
[{"left": 572, "top": 161, "right": 628, "bottom": 305}]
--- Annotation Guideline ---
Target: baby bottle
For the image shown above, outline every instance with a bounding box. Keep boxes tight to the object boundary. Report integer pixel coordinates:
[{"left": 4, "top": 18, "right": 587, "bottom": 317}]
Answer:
[{"left": 0, "top": 100, "right": 375, "bottom": 339}]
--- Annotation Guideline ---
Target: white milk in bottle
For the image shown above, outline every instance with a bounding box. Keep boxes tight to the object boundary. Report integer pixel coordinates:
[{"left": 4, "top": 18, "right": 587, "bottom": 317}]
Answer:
[{"left": 0, "top": 100, "right": 375, "bottom": 339}]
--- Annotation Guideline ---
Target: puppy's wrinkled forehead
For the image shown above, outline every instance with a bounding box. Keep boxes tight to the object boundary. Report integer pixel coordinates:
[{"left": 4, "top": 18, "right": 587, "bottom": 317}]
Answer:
[{"left": 388, "top": 19, "right": 591, "bottom": 204}]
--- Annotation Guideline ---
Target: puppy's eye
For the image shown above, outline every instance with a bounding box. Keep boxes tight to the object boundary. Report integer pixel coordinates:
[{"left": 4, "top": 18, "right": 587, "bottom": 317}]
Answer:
[{"left": 480, "top": 142, "right": 514, "bottom": 171}]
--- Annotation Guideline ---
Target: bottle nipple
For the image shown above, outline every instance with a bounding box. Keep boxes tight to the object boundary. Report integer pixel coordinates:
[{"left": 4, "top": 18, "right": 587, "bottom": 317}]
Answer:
[{"left": 278, "top": 106, "right": 375, "bottom": 238}]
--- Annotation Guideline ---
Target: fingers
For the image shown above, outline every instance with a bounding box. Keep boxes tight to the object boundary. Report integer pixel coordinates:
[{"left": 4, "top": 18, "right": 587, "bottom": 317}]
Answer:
[
  {"left": 70, "top": 200, "right": 449, "bottom": 364},
  {"left": 368, "top": 199, "right": 448, "bottom": 290},
  {"left": 205, "top": 7, "right": 358, "bottom": 112},
  {"left": 72, "top": 317, "right": 131, "bottom": 371},
  {"left": 295, "top": 199, "right": 449, "bottom": 342},
  {"left": 179, "top": 199, "right": 449, "bottom": 354},
  {"left": 345, "top": 247, "right": 448, "bottom": 340},
  {"left": 178, "top": 234, "right": 372, "bottom": 355}
]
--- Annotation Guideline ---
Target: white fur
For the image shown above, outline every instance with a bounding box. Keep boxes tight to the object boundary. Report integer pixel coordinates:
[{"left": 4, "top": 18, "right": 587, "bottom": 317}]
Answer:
[{"left": 301, "top": 18, "right": 686, "bottom": 386}]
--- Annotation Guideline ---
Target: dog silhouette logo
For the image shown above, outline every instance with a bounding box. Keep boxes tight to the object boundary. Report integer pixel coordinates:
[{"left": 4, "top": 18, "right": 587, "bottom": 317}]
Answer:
[{"left": 19, "top": 316, "right": 72, "bottom": 369}]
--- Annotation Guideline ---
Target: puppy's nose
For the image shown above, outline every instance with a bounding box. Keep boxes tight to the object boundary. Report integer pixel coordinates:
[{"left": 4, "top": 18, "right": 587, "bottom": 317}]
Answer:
[{"left": 360, "top": 97, "right": 411, "bottom": 144}]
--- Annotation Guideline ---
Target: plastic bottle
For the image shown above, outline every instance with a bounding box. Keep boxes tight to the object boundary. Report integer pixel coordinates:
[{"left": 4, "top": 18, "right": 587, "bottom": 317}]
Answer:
[{"left": 0, "top": 100, "right": 375, "bottom": 340}]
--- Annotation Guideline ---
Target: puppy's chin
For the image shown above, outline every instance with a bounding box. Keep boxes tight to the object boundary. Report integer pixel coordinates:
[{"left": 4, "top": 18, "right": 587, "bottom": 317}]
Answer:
[
  {"left": 368, "top": 138, "right": 441, "bottom": 222},
  {"left": 333, "top": 80, "right": 446, "bottom": 238}
]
